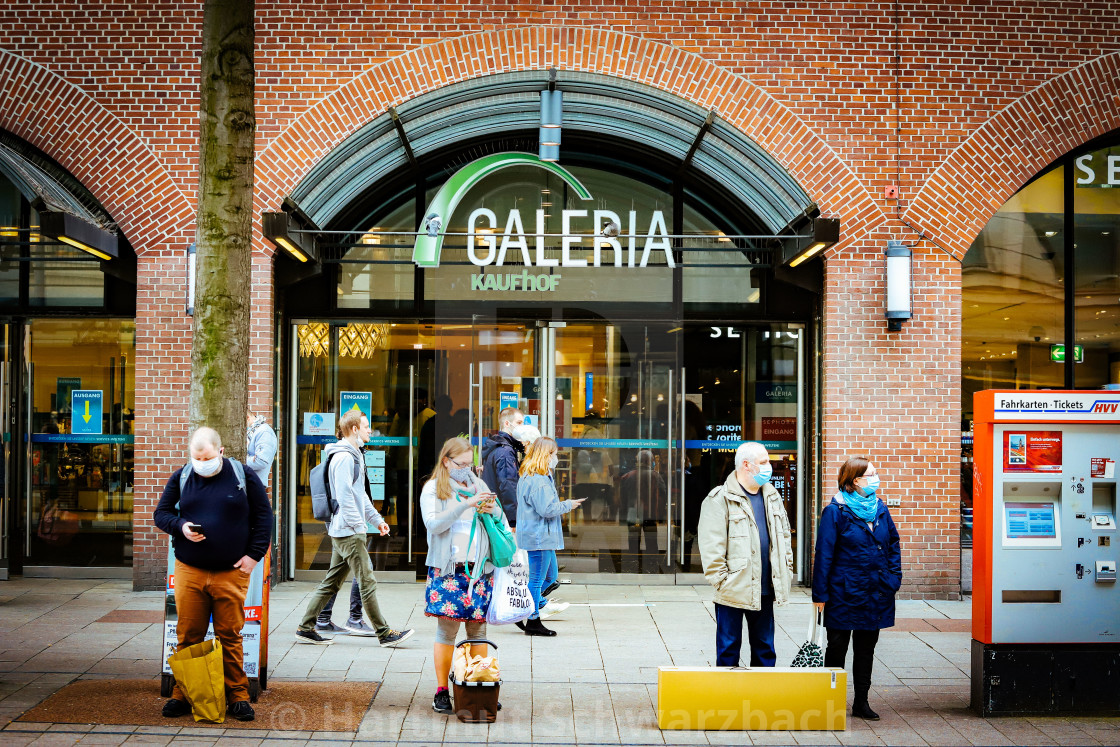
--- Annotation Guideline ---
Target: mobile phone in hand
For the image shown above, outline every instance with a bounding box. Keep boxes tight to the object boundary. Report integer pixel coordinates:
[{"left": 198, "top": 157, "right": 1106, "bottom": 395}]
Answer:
[{"left": 186, "top": 523, "right": 203, "bottom": 533}]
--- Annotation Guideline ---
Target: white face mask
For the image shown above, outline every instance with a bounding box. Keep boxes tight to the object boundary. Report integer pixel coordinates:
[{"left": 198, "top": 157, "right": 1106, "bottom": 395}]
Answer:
[
  {"left": 192, "top": 455, "right": 223, "bottom": 477},
  {"left": 548, "top": 454, "right": 559, "bottom": 471}
]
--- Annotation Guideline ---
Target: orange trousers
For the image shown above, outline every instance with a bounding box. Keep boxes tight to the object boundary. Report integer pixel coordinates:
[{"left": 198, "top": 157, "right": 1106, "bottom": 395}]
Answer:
[{"left": 172, "top": 559, "right": 252, "bottom": 703}]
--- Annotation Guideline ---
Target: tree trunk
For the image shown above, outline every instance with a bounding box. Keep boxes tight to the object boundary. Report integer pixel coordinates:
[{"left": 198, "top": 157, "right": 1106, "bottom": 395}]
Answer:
[{"left": 190, "top": 0, "right": 255, "bottom": 460}]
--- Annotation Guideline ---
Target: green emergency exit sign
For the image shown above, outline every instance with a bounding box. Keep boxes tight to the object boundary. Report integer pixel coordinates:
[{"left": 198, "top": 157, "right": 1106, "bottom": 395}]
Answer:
[{"left": 1050, "top": 344, "right": 1084, "bottom": 363}]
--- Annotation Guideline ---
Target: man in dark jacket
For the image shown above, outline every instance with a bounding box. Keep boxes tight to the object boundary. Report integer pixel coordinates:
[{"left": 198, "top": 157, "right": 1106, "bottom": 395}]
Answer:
[
  {"left": 481, "top": 406, "right": 524, "bottom": 526},
  {"left": 153, "top": 427, "right": 273, "bottom": 722}
]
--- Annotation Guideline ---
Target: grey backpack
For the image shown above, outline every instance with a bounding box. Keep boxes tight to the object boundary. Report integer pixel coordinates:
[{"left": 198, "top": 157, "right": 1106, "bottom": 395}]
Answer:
[
  {"left": 180, "top": 458, "right": 246, "bottom": 495},
  {"left": 310, "top": 450, "right": 361, "bottom": 522}
]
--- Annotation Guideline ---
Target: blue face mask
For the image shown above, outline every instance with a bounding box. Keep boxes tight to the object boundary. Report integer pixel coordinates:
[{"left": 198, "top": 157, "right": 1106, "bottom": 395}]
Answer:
[
  {"left": 754, "top": 463, "right": 773, "bottom": 486},
  {"left": 862, "top": 474, "right": 880, "bottom": 494}
]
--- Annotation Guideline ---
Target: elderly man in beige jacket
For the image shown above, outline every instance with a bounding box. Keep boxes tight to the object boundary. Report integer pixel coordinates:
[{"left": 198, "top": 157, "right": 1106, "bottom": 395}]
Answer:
[{"left": 698, "top": 442, "right": 794, "bottom": 667}]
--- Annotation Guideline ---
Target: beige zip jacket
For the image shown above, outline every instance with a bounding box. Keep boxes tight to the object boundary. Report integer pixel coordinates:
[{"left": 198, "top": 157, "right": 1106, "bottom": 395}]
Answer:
[{"left": 698, "top": 472, "right": 794, "bottom": 611}]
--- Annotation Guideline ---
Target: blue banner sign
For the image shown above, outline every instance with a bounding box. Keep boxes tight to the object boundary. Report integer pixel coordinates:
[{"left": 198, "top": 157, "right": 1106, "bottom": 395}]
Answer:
[
  {"left": 499, "top": 391, "right": 519, "bottom": 411},
  {"left": 71, "top": 390, "right": 103, "bottom": 435},
  {"left": 297, "top": 435, "right": 415, "bottom": 446},
  {"left": 31, "top": 433, "right": 134, "bottom": 444}
]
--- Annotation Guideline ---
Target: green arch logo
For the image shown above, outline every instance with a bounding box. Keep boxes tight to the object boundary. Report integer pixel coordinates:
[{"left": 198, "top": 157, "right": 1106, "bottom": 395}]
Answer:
[{"left": 412, "top": 152, "right": 593, "bottom": 267}]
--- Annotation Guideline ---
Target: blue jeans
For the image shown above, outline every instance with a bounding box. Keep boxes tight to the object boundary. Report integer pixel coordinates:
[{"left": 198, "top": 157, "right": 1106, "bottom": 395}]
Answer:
[
  {"left": 527, "top": 549, "right": 558, "bottom": 619},
  {"left": 715, "top": 597, "right": 776, "bottom": 667}
]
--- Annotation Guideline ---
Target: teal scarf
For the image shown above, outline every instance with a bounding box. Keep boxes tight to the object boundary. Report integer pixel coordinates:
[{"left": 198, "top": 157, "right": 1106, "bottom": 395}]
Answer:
[{"left": 840, "top": 489, "right": 879, "bottom": 523}]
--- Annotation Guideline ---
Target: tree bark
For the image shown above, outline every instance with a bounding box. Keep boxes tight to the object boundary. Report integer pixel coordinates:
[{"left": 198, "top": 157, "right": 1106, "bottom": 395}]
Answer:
[{"left": 190, "top": 0, "right": 255, "bottom": 459}]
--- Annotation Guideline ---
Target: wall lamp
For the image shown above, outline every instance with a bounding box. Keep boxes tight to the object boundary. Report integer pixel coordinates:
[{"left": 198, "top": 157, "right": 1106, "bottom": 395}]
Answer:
[
  {"left": 539, "top": 74, "right": 562, "bottom": 163},
  {"left": 885, "top": 239, "right": 913, "bottom": 332},
  {"left": 39, "top": 210, "right": 118, "bottom": 261},
  {"left": 263, "top": 211, "right": 318, "bottom": 263},
  {"left": 786, "top": 217, "right": 839, "bottom": 267}
]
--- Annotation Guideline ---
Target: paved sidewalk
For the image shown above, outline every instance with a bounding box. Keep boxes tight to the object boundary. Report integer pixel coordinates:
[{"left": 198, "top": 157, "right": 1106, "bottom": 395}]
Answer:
[{"left": 0, "top": 577, "right": 1117, "bottom": 746}]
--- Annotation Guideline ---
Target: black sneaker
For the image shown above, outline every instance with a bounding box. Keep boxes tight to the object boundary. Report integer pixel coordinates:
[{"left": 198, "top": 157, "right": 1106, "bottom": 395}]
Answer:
[
  {"left": 229, "top": 700, "right": 255, "bottom": 721},
  {"left": 542, "top": 580, "right": 560, "bottom": 598},
  {"left": 295, "top": 628, "right": 333, "bottom": 645},
  {"left": 162, "top": 698, "right": 190, "bottom": 718},
  {"left": 378, "top": 628, "right": 415, "bottom": 647},
  {"left": 432, "top": 688, "right": 454, "bottom": 715}
]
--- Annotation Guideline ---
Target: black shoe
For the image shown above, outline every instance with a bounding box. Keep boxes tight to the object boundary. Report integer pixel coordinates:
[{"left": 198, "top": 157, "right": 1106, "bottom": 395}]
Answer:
[
  {"left": 523, "top": 617, "right": 556, "bottom": 637},
  {"left": 229, "top": 700, "right": 255, "bottom": 721},
  {"left": 852, "top": 700, "right": 880, "bottom": 721},
  {"left": 295, "top": 628, "right": 333, "bottom": 645},
  {"left": 514, "top": 619, "right": 526, "bottom": 631},
  {"left": 162, "top": 698, "right": 190, "bottom": 718},
  {"left": 541, "top": 580, "right": 560, "bottom": 598},
  {"left": 432, "top": 689, "right": 454, "bottom": 715},
  {"left": 379, "top": 628, "right": 415, "bottom": 647}
]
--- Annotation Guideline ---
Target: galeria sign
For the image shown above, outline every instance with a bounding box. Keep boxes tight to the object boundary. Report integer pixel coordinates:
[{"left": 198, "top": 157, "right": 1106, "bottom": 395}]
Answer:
[
  {"left": 411, "top": 153, "right": 676, "bottom": 281},
  {"left": 466, "top": 207, "right": 674, "bottom": 269}
]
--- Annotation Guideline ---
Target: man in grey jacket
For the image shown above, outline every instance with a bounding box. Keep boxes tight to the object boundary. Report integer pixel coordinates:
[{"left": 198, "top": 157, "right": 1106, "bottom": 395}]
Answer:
[
  {"left": 245, "top": 410, "right": 278, "bottom": 487},
  {"left": 294, "top": 410, "right": 414, "bottom": 647},
  {"left": 698, "top": 442, "right": 793, "bottom": 668}
]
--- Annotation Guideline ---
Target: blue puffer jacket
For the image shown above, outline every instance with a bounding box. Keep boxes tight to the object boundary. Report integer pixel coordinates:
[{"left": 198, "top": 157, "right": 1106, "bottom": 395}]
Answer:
[
  {"left": 481, "top": 432, "right": 524, "bottom": 527},
  {"left": 515, "top": 472, "right": 575, "bottom": 551},
  {"left": 811, "top": 494, "right": 901, "bottom": 630}
]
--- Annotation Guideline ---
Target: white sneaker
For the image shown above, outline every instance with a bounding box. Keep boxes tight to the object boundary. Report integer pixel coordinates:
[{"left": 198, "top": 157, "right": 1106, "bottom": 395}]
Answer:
[{"left": 538, "top": 601, "right": 570, "bottom": 619}]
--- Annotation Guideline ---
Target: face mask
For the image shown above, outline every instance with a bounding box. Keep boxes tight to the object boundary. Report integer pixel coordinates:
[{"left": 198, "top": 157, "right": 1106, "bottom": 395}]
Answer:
[
  {"left": 192, "top": 456, "right": 223, "bottom": 477},
  {"left": 548, "top": 454, "right": 559, "bottom": 471},
  {"left": 862, "top": 474, "right": 880, "bottom": 494},
  {"left": 753, "top": 463, "right": 773, "bottom": 486},
  {"left": 448, "top": 465, "right": 473, "bottom": 484}
]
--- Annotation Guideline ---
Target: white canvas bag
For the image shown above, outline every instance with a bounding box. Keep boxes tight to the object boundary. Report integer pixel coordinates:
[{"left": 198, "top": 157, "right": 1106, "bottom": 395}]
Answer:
[{"left": 486, "top": 549, "right": 534, "bottom": 625}]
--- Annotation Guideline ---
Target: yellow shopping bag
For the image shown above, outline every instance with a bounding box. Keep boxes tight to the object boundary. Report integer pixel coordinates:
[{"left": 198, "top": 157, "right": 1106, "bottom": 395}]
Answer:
[{"left": 167, "top": 639, "right": 226, "bottom": 723}]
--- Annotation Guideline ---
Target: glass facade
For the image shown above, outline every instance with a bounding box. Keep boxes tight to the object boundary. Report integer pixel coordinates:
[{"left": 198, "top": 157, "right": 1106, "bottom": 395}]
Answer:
[
  {"left": 0, "top": 156, "right": 135, "bottom": 576},
  {"left": 289, "top": 160, "right": 812, "bottom": 579},
  {"left": 962, "top": 132, "right": 1120, "bottom": 549}
]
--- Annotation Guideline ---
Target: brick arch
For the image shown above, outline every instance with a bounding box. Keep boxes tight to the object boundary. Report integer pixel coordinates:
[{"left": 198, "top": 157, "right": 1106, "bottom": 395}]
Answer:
[
  {"left": 0, "top": 50, "right": 193, "bottom": 252},
  {"left": 905, "top": 52, "right": 1120, "bottom": 260},
  {"left": 255, "top": 26, "right": 885, "bottom": 253}
]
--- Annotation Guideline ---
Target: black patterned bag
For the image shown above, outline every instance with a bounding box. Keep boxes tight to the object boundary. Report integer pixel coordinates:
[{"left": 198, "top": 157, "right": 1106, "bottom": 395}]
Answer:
[{"left": 791, "top": 608, "right": 827, "bottom": 667}]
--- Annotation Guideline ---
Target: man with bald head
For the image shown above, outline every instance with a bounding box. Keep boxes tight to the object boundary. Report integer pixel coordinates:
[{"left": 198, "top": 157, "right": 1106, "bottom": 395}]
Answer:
[{"left": 154, "top": 427, "right": 273, "bottom": 722}]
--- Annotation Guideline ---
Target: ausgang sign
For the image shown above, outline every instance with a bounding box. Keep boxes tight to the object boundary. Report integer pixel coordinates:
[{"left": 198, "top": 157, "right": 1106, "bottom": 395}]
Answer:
[{"left": 412, "top": 153, "right": 675, "bottom": 288}]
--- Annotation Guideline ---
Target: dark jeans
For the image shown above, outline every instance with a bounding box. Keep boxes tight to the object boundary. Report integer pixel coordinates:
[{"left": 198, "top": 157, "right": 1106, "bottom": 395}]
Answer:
[
  {"left": 714, "top": 597, "right": 776, "bottom": 667},
  {"left": 825, "top": 628, "right": 880, "bottom": 695},
  {"left": 317, "top": 577, "right": 362, "bottom": 624}
]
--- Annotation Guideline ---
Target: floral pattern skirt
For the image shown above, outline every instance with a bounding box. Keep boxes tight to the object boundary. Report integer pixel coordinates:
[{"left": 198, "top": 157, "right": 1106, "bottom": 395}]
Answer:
[{"left": 424, "top": 564, "right": 494, "bottom": 622}]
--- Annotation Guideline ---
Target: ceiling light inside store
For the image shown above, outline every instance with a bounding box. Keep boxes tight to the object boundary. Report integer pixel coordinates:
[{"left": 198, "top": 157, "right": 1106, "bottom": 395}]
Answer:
[
  {"left": 1044, "top": 230, "right": 1058, "bottom": 237},
  {"left": 338, "top": 323, "right": 389, "bottom": 359},
  {"left": 297, "top": 322, "right": 330, "bottom": 358}
]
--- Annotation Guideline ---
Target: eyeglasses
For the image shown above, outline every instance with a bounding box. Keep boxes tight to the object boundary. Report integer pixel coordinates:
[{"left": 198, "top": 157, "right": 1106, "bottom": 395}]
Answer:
[{"left": 448, "top": 458, "right": 472, "bottom": 469}]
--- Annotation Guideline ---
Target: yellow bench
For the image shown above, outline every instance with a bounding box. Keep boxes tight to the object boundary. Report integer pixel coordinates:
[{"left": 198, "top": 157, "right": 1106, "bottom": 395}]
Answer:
[{"left": 657, "top": 666, "right": 848, "bottom": 731}]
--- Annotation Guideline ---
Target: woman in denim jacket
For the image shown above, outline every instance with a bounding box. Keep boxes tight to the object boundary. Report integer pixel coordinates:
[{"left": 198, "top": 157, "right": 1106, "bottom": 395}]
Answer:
[{"left": 515, "top": 437, "right": 584, "bottom": 636}]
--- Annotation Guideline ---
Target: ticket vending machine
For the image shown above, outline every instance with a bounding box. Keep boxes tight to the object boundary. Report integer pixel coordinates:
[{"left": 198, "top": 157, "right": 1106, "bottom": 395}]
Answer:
[{"left": 972, "top": 391, "right": 1120, "bottom": 716}]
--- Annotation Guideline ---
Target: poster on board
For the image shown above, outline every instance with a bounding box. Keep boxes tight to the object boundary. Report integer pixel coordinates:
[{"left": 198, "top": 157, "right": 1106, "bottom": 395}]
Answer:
[{"left": 1003, "top": 431, "right": 1062, "bottom": 472}]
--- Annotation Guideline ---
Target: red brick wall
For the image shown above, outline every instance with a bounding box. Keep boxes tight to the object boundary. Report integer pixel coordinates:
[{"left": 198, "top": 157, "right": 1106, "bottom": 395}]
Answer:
[{"left": 1, "top": 3, "right": 1117, "bottom": 592}]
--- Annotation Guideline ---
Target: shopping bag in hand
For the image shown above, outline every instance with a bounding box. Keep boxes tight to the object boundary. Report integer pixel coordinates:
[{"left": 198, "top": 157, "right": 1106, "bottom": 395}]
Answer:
[
  {"left": 791, "top": 607, "right": 827, "bottom": 667},
  {"left": 486, "top": 548, "right": 534, "bottom": 625},
  {"left": 167, "top": 639, "right": 226, "bottom": 723}
]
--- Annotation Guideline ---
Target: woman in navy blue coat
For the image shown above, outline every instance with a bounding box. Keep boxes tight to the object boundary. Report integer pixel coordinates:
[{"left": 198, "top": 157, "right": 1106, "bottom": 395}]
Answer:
[{"left": 812, "top": 456, "right": 901, "bottom": 721}]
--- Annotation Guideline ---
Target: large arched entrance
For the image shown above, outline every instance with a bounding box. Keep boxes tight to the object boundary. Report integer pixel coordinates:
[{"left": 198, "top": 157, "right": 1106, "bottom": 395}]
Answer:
[{"left": 274, "top": 72, "right": 826, "bottom": 582}]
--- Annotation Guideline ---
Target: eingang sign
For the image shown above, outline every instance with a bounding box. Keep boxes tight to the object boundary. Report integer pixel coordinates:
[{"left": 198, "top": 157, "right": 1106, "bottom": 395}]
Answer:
[{"left": 412, "top": 153, "right": 675, "bottom": 293}]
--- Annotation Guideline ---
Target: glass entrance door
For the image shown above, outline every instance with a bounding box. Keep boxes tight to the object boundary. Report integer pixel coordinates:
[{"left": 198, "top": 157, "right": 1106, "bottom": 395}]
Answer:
[
  {"left": 469, "top": 319, "right": 679, "bottom": 575},
  {"left": 290, "top": 322, "right": 421, "bottom": 577}
]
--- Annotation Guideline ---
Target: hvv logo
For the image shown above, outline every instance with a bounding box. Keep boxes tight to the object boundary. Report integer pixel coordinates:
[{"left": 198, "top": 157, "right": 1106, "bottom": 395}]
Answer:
[{"left": 1092, "top": 402, "right": 1120, "bottom": 413}]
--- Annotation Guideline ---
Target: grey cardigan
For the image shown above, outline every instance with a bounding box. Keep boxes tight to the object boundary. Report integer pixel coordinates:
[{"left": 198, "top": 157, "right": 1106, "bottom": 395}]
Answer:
[{"left": 419, "top": 474, "right": 507, "bottom": 576}]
